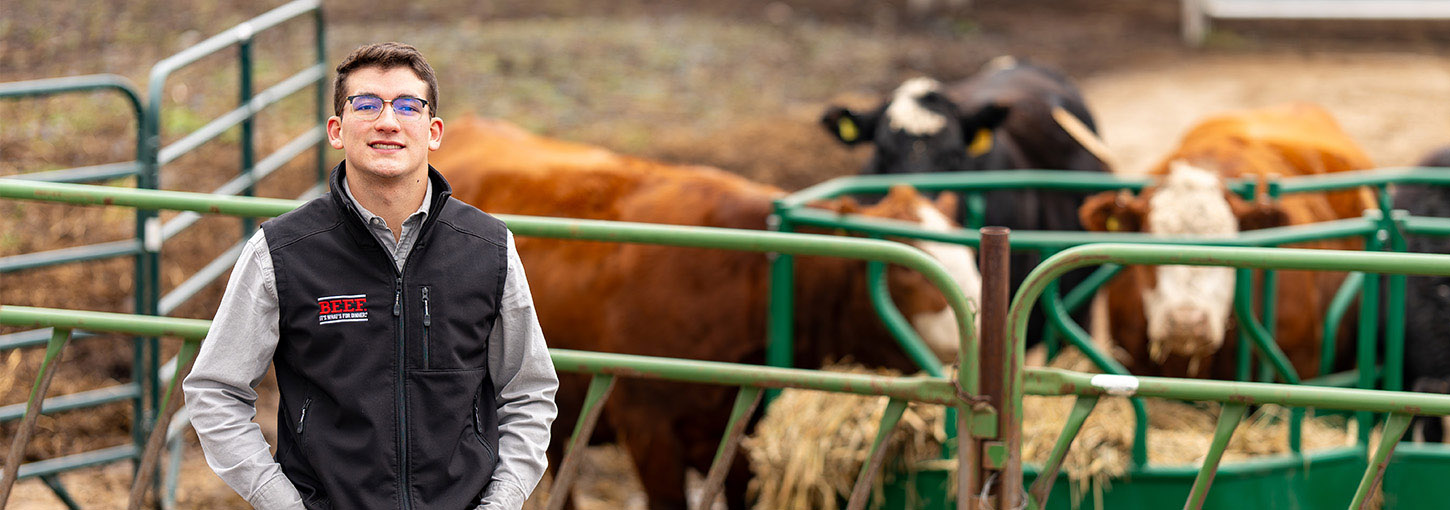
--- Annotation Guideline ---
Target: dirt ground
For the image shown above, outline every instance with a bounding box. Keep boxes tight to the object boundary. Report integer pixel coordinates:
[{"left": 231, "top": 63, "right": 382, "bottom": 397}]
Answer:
[{"left": 3, "top": 0, "right": 1449, "bottom": 508}]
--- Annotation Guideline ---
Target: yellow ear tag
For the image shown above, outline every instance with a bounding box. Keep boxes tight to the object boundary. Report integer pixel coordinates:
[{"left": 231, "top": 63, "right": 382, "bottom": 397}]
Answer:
[
  {"left": 1105, "top": 216, "right": 1120, "bottom": 232},
  {"left": 968, "top": 128, "right": 994, "bottom": 157},
  {"left": 837, "top": 117, "right": 859, "bottom": 142}
]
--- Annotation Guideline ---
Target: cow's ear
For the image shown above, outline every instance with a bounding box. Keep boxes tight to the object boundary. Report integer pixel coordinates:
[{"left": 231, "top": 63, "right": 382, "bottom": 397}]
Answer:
[
  {"left": 821, "top": 106, "right": 877, "bottom": 145},
  {"left": 1226, "top": 191, "right": 1290, "bottom": 231},
  {"left": 958, "top": 103, "right": 1010, "bottom": 157},
  {"left": 1080, "top": 189, "right": 1144, "bottom": 232},
  {"left": 933, "top": 191, "right": 960, "bottom": 223}
]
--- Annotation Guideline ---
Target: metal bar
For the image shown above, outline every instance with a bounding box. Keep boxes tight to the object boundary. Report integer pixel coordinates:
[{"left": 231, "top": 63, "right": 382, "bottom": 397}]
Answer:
[
  {"left": 1026, "top": 395, "right": 1098, "bottom": 509},
  {"left": 1349, "top": 412, "right": 1413, "bottom": 509},
  {"left": 239, "top": 38, "right": 256, "bottom": 238},
  {"left": 867, "top": 260, "right": 944, "bottom": 376},
  {"left": 0, "top": 329, "right": 98, "bottom": 350},
  {"left": 846, "top": 398, "right": 908, "bottom": 510},
  {"left": 313, "top": 6, "right": 327, "bottom": 183},
  {"left": 1401, "top": 214, "right": 1450, "bottom": 237},
  {"left": 0, "top": 383, "right": 142, "bottom": 422},
  {"left": 1, "top": 161, "right": 142, "bottom": 183},
  {"left": 0, "top": 239, "right": 141, "bottom": 274},
  {"left": 15, "top": 445, "right": 140, "bottom": 480},
  {"left": 1383, "top": 210, "right": 1408, "bottom": 393},
  {"left": 144, "top": 0, "right": 320, "bottom": 95},
  {"left": 1200, "top": 0, "right": 1450, "bottom": 19},
  {"left": 977, "top": 227, "right": 1011, "bottom": 508},
  {"left": 163, "top": 130, "right": 326, "bottom": 241},
  {"left": 786, "top": 206, "right": 1378, "bottom": 251},
  {"left": 552, "top": 349, "right": 960, "bottom": 405},
  {"left": 157, "top": 65, "right": 326, "bottom": 166},
  {"left": 694, "top": 387, "right": 762, "bottom": 510},
  {"left": 1322, "top": 272, "right": 1364, "bottom": 375},
  {"left": 778, "top": 171, "right": 1155, "bottom": 209},
  {"left": 1183, "top": 402, "right": 1248, "bottom": 510},
  {"left": 1022, "top": 367, "right": 1450, "bottom": 415},
  {"left": 158, "top": 239, "right": 246, "bottom": 315},
  {"left": 1061, "top": 263, "right": 1120, "bottom": 315},
  {"left": 0, "top": 328, "right": 72, "bottom": 506},
  {"left": 1357, "top": 230, "right": 1384, "bottom": 445},
  {"left": 38, "top": 474, "right": 81, "bottom": 510},
  {"left": 1232, "top": 269, "right": 1301, "bottom": 384},
  {"left": 127, "top": 340, "right": 199, "bottom": 510},
  {"left": 1039, "top": 286, "right": 1150, "bottom": 466},
  {"left": 0, "top": 306, "right": 211, "bottom": 340},
  {"left": 766, "top": 210, "right": 794, "bottom": 400},
  {"left": 546, "top": 374, "right": 615, "bottom": 510}
]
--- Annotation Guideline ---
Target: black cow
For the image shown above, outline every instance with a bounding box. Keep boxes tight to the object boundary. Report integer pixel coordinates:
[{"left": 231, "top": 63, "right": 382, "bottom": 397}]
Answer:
[
  {"left": 1398, "top": 146, "right": 1450, "bottom": 442},
  {"left": 819, "top": 57, "right": 1111, "bottom": 346}
]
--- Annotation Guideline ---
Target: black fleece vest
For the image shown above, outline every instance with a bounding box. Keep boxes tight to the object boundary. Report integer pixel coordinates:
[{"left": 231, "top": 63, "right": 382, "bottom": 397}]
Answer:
[{"left": 264, "top": 163, "right": 508, "bottom": 510}]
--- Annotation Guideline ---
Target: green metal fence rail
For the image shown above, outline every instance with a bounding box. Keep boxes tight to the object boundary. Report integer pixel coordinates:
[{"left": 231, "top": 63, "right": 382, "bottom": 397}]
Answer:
[
  {"left": 1009, "top": 244, "right": 1450, "bottom": 510},
  {"left": 0, "top": 1, "right": 326, "bottom": 507},
  {"left": 772, "top": 167, "right": 1450, "bottom": 468}
]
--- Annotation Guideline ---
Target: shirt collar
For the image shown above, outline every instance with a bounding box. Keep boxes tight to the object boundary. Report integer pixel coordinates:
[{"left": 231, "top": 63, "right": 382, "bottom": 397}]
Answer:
[{"left": 341, "top": 175, "right": 433, "bottom": 226}]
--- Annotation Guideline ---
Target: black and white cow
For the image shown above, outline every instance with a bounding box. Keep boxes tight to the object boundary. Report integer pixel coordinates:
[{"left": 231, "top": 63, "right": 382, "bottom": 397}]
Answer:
[
  {"left": 820, "top": 57, "right": 1112, "bottom": 345},
  {"left": 1398, "top": 146, "right": 1450, "bottom": 442}
]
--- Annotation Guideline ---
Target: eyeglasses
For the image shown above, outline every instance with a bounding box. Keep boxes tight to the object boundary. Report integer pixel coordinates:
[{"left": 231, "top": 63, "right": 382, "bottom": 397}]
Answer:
[{"left": 345, "top": 94, "right": 429, "bottom": 121}]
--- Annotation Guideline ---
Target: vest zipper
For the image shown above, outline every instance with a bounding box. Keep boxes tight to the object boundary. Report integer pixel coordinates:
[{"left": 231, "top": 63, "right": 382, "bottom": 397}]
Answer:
[
  {"left": 421, "top": 286, "right": 431, "bottom": 369},
  {"left": 296, "top": 397, "right": 312, "bottom": 435},
  {"left": 394, "top": 276, "right": 413, "bottom": 510}
]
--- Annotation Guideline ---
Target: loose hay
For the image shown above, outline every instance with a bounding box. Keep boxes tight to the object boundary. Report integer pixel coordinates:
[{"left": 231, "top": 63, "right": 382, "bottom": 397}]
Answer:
[
  {"left": 744, "top": 356, "right": 1356, "bottom": 509},
  {"left": 743, "top": 364, "right": 945, "bottom": 510}
]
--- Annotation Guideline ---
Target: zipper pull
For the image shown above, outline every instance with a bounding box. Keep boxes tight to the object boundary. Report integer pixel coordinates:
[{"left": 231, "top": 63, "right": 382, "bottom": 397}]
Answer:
[
  {"left": 296, "top": 398, "right": 312, "bottom": 435},
  {"left": 422, "top": 287, "right": 431, "bottom": 326},
  {"left": 393, "top": 278, "right": 402, "bottom": 316}
]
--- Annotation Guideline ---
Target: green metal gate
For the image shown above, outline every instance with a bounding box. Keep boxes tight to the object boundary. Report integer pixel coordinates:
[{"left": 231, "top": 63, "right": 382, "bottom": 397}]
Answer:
[{"left": 0, "top": 0, "right": 326, "bottom": 507}]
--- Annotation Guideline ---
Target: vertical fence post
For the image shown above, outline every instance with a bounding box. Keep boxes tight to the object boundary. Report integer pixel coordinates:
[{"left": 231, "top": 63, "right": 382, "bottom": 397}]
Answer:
[
  {"left": 239, "top": 33, "right": 256, "bottom": 236},
  {"left": 313, "top": 7, "right": 327, "bottom": 184},
  {"left": 978, "top": 226, "right": 1013, "bottom": 508}
]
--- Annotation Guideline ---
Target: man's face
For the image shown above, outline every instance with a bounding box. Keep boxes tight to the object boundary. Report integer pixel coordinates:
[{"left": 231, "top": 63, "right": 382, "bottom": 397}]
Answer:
[{"left": 327, "top": 66, "right": 443, "bottom": 182}]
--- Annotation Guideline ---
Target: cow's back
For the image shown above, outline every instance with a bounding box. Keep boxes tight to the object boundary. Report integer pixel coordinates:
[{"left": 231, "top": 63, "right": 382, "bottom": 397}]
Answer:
[{"left": 1152, "top": 103, "right": 1377, "bottom": 226}]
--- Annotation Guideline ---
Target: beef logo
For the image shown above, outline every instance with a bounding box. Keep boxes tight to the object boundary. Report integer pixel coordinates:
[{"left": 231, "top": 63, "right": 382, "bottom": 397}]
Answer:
[{"left": 318, "top": 294, "right": 368, "bottom": 325}]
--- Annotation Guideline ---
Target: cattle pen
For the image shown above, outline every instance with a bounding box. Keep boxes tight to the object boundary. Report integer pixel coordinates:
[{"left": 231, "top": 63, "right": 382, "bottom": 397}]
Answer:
[
  {"left": 6, "top": 1, "right": 1450, "bottom": 508},
  {"left": 7, "top": 171, "right": 1450, "bottom": 510}
]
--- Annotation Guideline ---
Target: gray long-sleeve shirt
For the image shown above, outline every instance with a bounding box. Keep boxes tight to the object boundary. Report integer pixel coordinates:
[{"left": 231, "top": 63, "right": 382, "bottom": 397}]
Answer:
[{"left": 184, "top": 178, "right": 558, "bottom": 509}]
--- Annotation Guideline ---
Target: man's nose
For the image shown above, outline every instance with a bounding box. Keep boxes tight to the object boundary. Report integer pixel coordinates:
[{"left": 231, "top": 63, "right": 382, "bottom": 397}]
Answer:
[{"left": 374, "top": 105, "right": 402, "bottom": 130}]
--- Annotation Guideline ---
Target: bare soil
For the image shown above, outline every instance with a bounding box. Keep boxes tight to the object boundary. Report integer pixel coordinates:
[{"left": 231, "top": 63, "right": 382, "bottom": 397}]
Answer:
[{"left": 3, "top": 0, "right": 1448, "bottom": 508}]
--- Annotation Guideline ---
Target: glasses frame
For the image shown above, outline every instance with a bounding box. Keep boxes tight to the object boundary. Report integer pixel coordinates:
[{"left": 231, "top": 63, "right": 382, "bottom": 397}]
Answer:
[{"left": 344, "top": 94, "right": 431, "bottom": 121}]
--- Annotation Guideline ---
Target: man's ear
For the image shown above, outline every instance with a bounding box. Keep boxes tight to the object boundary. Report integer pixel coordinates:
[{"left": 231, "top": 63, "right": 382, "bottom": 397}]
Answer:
[
  {"left": 1080, "top": 189, "right": 1144, "bottom": 232},
  {"left": 327, "top": 116, "right": 344, "bottom": 150},
  {"left": 1226, "top": 191, "right": 1290, "bottom": 231},
  {"left": 958, "top": 102, "right": 1011, "bottom": 157},
  {"left": 428, "top": 117, "right": 444, "bottom": 151},
  {"left": 820, "top": 106, "right": 877, "bottom": 146}
]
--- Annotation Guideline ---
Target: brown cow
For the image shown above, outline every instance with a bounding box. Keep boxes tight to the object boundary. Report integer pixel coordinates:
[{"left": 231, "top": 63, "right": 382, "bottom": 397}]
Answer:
[
  {"left": 431, "top": 117, "right": 981, "bottom": 510},
  {"left": 1079, "top": 103, "right": 1377, "bottom": 379}
]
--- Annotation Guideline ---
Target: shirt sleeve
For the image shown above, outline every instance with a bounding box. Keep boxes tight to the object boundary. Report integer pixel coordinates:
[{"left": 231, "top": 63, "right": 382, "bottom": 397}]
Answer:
[
  {"left": 182, "top": 230, "right": 304, "bottom": 509},
  {"left": 477, "top": 230, "right": 560, "bottom": 509}
]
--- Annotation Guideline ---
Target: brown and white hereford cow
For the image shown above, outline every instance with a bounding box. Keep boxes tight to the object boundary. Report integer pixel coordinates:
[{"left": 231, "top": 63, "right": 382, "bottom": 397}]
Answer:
[
  {"left": 1079, "top": 103, "right": 1377, "bottom": 379},
  {"left": 431, "top": 117, "right": 980, "bottom": 510}
]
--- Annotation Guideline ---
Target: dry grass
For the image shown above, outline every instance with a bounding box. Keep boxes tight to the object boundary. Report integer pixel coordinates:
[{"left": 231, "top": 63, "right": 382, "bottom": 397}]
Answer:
[{"left": 744, "top": 358, "right": 1359, "bottom": 510}]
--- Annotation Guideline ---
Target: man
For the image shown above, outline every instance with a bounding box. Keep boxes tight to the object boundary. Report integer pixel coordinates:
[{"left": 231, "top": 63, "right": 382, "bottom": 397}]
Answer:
[{"left": 184, "top": 42, "right": 559, "bottom": 510}]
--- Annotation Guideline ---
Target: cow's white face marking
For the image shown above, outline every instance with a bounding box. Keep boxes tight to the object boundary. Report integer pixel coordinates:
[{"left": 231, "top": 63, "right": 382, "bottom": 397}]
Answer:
[
  {"left": 908, "top": 202, "right": 981, "bottom": 362},
  {"left": 1143, "top": 162, "right": 1238, "bottom": 362},
  {"left": 886, "top": 78, "right": 948, "bottom": 136}
]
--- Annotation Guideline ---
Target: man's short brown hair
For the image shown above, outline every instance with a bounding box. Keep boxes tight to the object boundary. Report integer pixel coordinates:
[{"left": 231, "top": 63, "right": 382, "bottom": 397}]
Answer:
[{"left": 332, "top": 42, "right": 438, "bottom": 118}]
